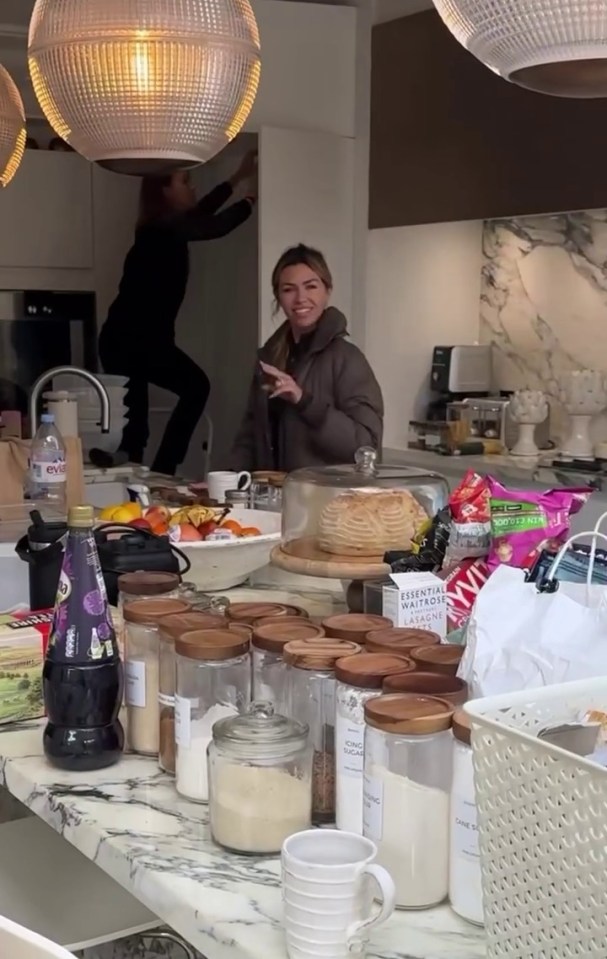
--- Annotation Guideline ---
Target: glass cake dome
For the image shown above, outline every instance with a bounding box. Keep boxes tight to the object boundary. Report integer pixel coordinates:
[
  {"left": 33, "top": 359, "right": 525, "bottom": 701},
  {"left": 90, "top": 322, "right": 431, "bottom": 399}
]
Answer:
[{"left": 280, "top": 448, "right": 449, "bottom": 561}]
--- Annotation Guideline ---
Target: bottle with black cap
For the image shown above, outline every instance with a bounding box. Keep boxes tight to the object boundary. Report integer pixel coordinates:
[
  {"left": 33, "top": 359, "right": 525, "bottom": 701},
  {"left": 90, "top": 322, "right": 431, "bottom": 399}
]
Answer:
[{"left": 43, "top": 505, "right": 124, "bottom": 770}]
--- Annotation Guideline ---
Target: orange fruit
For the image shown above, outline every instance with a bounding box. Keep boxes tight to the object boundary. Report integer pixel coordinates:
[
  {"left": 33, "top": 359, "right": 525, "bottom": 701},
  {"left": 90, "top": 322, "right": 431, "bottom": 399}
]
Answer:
[
  {"left": 221, "top": 519, "right": 242, "bottom": 534},
  {"left": 239, "top": 526, "right": 261, "bottom": 538},
  {"left": 176, "top": 523, "right": 202, "bottom": 542}
]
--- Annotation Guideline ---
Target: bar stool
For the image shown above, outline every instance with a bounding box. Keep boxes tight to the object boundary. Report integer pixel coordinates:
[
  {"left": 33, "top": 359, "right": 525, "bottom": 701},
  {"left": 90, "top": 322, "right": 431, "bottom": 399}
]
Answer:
[{"left": 0, "top": 817, "right": 195, "bottom": 957}]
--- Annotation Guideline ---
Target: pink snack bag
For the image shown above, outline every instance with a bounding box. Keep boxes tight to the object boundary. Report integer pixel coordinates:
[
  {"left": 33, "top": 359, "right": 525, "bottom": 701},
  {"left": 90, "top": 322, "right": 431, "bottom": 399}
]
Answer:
[{"left": 487, "top": 477, "right": 592, "bottom": 572}]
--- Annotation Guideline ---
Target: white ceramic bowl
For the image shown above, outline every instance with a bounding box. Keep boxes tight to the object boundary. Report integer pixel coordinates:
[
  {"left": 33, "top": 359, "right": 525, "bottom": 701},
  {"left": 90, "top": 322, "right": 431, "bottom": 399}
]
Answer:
[{"left": 176, "top": 508, "right": 281, "bottom": 591}]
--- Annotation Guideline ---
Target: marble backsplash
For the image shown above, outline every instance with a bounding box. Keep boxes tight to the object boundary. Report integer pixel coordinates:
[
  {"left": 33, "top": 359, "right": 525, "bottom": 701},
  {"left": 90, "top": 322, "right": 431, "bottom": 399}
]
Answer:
[{"left": 480, "top": 210, "right": 607, "bottom": 439}]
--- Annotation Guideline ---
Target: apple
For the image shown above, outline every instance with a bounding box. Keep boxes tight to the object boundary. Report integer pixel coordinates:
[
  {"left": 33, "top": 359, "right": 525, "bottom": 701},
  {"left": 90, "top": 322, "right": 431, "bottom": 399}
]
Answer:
[
  {"left": 129, "top": 518, "right": 152, "bottom": 532},
  {"left": 176, "top": 523, "right": 203, "bottom": 542},
  {"left": 198, "top": 520, "right": 219, "bottom": 540}
]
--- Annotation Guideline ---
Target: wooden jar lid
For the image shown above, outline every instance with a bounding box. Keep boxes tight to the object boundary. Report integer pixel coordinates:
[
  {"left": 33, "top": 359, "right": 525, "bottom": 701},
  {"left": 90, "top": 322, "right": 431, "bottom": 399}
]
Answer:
[
  {"left": 335, "top": 652, "right": 414, "bottom": 689},
  {"left": 118, "top": 571, "right": 181, "bottom": 596},
  {"left": 364, "top": 693, "right": 454, "bottom": 735},
  {"left": 410, "top": 644, "right": 465, "bottom": 676},
  {"left": 159, "top": 610, "right": 225, "bottom": 641},
  {"left": 123, "top": 598, "right": 190, "bottom": 625},
  {"left": 452, "top": 708, "right": 472, "bottom": 746},
  {"left": 322, "top": 613, "right": 392, "bottom": 642},
  {"left": 365, "top": 626, "right": 441, "bottom": 653},
  {"left": 283, "top": 637, "right": 361, "bottom": 671},
  {"left": 382, "top": 671, "right": 468, "bottom": 706},
  {"left": 176, "top": 628, "right": 249, "bottom": 661},
  {"left": 252, "top": 620, "right": 325, "bottom": 653},
  {"left": 227, "top": 602, "right": 308, "bottom": 626}
]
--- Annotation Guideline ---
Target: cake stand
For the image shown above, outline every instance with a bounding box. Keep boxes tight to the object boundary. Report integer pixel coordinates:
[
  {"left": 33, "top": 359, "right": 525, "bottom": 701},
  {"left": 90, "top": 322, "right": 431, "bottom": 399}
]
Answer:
[{"left": 559, "top": 370, "right": 607, "bottom": 461}]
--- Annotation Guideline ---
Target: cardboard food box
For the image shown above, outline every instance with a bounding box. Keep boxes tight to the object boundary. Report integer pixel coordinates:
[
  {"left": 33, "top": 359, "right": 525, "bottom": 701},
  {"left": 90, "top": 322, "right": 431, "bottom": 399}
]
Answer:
[
  {"left": 0, "top": 610, "right": 52, "bottom": 724},
  {"left": 382, "top": 571, "right": 448, "bottom": 638}
]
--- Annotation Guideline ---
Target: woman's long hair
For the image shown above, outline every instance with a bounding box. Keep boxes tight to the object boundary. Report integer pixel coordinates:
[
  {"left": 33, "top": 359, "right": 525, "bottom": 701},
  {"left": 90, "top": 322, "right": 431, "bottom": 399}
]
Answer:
[
  {"left": 137, "top": 174, "right": 173, "bottom": 227},
  {"left": 268, "top": 244, "right": 333, "bottom": 369}
]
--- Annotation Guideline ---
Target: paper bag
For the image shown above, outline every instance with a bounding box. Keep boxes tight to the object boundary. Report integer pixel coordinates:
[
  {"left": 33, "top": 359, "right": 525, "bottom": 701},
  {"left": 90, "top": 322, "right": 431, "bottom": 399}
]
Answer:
[
  {"left": 459, "top": 563, "right": 607, "bottom": 698},
  {"left": 0, "top": 437, "right": 84, "bottom": 508}
]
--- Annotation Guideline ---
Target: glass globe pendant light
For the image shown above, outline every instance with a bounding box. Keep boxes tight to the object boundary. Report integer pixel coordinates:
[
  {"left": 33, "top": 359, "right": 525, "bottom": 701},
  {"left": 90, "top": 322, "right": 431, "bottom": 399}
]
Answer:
[
  {"left": 0, "top": 64, "right": 26, "bottom": 187},
  {"left": 432, "top": 0, "right": 607, "bottom": 98},
  {"left": 28, "top": 0, "right": 261, "bottom": 175}
]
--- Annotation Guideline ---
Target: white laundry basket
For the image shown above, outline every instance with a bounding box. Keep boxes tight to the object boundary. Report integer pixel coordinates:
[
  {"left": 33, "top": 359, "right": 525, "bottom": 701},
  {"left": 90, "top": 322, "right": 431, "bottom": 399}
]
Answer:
[{"left": 466, "top": 678, "right": 607, "bottom": 957}]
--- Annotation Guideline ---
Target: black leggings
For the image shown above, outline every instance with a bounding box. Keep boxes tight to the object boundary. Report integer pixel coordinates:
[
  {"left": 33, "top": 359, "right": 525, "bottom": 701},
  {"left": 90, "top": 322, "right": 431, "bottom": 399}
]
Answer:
[{"left": 99, "top": 331, "right": 210, "bottom": 476}]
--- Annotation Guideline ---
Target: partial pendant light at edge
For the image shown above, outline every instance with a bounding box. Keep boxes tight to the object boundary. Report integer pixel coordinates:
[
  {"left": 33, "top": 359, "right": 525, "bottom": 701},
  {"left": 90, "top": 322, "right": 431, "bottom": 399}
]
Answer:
[
  {"left": 432, "top": 0, "right": 607, "bottom": 98},
  {"left": 0, "top": 64, "right": 26, "bottom": 187},
  {"left": 28, "top": 0, "right": 261, "bottom": 175}
]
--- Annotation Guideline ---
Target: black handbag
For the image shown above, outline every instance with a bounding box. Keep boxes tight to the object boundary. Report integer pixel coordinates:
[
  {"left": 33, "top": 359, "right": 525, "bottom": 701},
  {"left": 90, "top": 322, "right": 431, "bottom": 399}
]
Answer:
[{"left": 95, "top": 524, "right": 191, "bottom": 606}]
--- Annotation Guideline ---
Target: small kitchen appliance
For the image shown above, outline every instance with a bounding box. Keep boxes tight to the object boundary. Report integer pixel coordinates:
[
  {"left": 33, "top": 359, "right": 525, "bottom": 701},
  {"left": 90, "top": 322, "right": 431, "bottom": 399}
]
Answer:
[{"left": 427, "top": 345, "right": 492, "bottom": 421}]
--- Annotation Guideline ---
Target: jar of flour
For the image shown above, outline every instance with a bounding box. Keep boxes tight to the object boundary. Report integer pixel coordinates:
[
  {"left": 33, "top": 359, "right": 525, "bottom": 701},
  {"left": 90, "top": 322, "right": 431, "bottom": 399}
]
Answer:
[{"left": 362, "top": 693, "right": 454, "bottom": 909}]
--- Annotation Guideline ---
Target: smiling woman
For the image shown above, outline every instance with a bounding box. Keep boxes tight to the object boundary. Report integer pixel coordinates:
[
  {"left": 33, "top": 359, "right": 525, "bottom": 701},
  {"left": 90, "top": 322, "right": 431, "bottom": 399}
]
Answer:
[{"left": 229, "top": 244, "right": 384, "bottom": 471}]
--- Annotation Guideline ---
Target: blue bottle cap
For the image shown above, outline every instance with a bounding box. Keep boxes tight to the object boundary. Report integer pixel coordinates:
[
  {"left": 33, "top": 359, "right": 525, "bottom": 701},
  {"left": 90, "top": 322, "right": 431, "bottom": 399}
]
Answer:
[{"left": 41, "top": 413, "right": 55, "bottom": 424}]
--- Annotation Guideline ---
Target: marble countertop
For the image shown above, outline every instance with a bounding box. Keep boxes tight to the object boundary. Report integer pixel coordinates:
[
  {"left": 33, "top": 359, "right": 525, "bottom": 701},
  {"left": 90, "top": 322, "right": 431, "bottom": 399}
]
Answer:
[{"left": 0, "top": 723, "right": 486, "bottom": 959}]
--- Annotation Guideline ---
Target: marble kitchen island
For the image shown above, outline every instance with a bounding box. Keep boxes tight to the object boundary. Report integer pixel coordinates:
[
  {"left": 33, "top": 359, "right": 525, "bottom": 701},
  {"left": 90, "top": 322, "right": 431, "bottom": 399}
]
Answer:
[{"left": 0, "top": 723, "right": 486, "bottom": 959}]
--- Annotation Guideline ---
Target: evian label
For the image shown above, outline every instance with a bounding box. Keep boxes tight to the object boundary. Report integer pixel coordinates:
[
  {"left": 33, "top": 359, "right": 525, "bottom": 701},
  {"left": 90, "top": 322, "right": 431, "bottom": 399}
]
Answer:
[
  {"left": 383, "top": 571, "right": 447, "bottom": 637},
  {"left": 32, "top": 457, "right": 66, "bottom": 483}
]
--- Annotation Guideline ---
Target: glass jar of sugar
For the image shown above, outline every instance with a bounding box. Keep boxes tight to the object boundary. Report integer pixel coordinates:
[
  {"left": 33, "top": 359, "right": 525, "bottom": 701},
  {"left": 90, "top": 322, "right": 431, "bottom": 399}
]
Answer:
[
  {"left": 157, "top": 610, "right": 226, "bottom": 775},
  {"left": 449, "top": 709, "right": 483, "bottom": 925},
  {"left": 284, "top": 638, "right": 362, "bottom": 825},
  {"left": 208, "top": 701, "right": 312, "bottom": 854},
  {"left": 363, "top": 694, "right": 454, "bottom": 909},
  {"left": 118, "top": 571, "right": 182, "bottom": 617},
  {"left": 252, "top": 618, "right": 325, "bottom": 709},
  {"left": 123, "top": 598, "right": 191, "bottom": 756},
  {"left": 334, "top": 653, "right": 415, "bottom": 834},
  {"left": 175, "top": 629, "right": 251, "bottom": 803}
]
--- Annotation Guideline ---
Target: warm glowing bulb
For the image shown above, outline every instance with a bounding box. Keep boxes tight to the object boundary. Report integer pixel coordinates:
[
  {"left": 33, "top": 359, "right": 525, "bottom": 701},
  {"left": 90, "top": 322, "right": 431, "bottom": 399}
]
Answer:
[{"left": 0, "top": 64, "right": 26, "bottom": 187}]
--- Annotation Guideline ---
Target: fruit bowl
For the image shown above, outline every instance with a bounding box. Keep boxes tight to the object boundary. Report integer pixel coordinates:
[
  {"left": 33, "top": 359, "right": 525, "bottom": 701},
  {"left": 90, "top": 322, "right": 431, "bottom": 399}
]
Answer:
[{"left": 177, "top": 508, "right": 281, "bottom": 591}]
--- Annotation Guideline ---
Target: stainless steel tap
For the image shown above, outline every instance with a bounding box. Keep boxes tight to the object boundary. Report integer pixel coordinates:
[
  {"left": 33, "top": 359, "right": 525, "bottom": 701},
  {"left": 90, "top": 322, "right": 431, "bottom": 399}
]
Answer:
[{"left": 29, "top": 366, "right": 111, "bottom": 437}]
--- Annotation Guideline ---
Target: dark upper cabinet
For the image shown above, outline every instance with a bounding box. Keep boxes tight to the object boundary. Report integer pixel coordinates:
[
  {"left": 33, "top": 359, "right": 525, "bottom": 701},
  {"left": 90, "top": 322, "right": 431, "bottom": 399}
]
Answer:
[{"left": 370, "top": 10, "right": 607, "bottom": 228}]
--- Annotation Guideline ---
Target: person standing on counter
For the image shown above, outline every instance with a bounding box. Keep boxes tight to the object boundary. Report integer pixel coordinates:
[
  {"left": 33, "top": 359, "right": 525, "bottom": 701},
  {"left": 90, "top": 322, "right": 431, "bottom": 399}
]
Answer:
[
  {"left": 95, "top": 152, "right": 258, "bottom": 475},
  {"left": 229, "top": 244, "right": 383, "bottom": 471}
]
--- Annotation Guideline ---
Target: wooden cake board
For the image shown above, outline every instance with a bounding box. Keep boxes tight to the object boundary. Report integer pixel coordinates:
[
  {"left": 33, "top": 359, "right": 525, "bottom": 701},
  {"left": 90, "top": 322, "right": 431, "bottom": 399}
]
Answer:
[{"left": 271, "top": 537, "right": 390, "bottom": 580}]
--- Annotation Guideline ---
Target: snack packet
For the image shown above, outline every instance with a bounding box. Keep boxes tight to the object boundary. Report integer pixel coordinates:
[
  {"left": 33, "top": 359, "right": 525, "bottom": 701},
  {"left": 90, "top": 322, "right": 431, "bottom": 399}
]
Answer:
[
  {"left": 487, "top": 478, "right": 592, "bottom": 572},
  {"left": 447, "top": 471, "right": 491, "bottom": 561},
  {"left": 437, "top": 557, "right": 490, "bottom": 632},
  {"left": 385, "top": 507, "right": 451, "bottom": 573}
]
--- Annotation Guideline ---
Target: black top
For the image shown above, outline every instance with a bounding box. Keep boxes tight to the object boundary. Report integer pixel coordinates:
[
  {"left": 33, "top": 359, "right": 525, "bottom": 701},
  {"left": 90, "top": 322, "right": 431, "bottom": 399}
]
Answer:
[{"left": 103, "top": 182, "right": 252, "bottom": 342}]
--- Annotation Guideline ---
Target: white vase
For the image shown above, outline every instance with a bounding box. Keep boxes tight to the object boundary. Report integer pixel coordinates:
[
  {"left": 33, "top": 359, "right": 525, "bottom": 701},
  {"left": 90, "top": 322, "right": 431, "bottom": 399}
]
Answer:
[
  {"left": 559, "top": 370, "right": 607, "bottom": 460},
  {"left": 509, "top": 389, "right": 548, "bottom": 457}
]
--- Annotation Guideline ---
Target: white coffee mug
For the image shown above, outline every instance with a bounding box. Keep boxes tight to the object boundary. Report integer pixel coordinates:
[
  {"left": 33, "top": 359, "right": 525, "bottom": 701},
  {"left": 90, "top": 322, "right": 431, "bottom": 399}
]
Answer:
[
  {"left": 282, "top": 829, "right": 395, "bottom": 959},
  {"left": 207, "top": 470, "right": 251, "bottom": 504}
]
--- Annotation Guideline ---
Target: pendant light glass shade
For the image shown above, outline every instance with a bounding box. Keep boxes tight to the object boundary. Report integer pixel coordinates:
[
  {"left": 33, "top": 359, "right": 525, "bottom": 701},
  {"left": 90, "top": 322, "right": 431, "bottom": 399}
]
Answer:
[
  {"left": 0, "top": 65, "right": 26, "bottom": 187},
  {"left": 28, "top": 0, "right": 261, "bottom": 175},
  {"left": 433, "top": 0, "right": 607, "bottom": 98}
]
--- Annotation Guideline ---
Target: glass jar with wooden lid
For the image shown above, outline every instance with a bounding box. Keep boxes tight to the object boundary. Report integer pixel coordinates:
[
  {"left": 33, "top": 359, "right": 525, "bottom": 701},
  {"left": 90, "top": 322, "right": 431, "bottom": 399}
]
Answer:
[
  {"left": 227, "top": 602, "right": 308, "bottom": 627},
  {"left": 174, "top": 628, "right": 251, "bottom": 803},
  {"left": 123, "top": 598, "right": 191, "bottom": 756},
  {"left": 334, "top": 652, "right": 415, "bottom": 834},
  {"left": 284, "top": 637, "right": 361, "bottom": 824},
  {"left": 322, "top": 613, "right": 392, "bottom": 644},
  {"left": 383, "top": 671, "right": 468, "bottom": 706},
  {"left": 365, "top": 626, "right": 441, "bottom": 655},
  {"left": 410, "top": 644, "right": 465, "bottom": 676},
  {"left": 252, "top": 618, "right": 325, "bottom": 710},
  {"left": 363, "top": 694, "right": 454, "bottom": 909},
  {"left": 157, "top": 609, "right": 226, "bottom": 774}
]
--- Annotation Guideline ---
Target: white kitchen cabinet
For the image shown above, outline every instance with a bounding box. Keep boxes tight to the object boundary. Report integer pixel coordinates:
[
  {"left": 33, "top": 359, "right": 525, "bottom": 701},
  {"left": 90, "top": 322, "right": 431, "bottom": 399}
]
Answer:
[{"left": 0, "top": 151, "right": 93, "bottom": 270}]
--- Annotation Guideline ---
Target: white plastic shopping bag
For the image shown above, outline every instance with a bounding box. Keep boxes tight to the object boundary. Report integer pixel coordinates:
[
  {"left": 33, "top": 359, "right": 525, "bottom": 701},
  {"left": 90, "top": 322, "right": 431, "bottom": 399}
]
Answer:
[{"left": 460, "top": 532, "right": 607, "bottom": 698}]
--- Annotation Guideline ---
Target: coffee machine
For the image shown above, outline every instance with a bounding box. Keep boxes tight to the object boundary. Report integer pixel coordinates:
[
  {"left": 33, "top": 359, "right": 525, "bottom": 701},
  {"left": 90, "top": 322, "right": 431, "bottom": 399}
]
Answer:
[{"left": 427, "top": 345, "right": 492, "bottom": 420}]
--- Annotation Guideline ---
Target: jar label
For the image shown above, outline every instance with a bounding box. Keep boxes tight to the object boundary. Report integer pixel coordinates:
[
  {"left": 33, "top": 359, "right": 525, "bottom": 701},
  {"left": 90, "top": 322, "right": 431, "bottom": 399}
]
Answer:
[
  {"left": 336, "top": 717, "right": 364, "bottom": 778},
  {"left": 362, "top": 772, "right": 383, "bottom": 842},
  {"left": 125, "top": 660, "right": 146, "bottom": 708},
  {"left": 175, "top": 695, "right": 191, "bottom": 748},
  {"left": 451, "top": 793, "right": 480, "bottom": 860}
]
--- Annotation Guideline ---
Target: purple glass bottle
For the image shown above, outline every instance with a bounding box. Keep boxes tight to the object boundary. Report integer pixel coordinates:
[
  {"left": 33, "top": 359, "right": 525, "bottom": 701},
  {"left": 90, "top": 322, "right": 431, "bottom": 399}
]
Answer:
[{"left": 43, "top": 504, "right": 124, "bottom": 770}]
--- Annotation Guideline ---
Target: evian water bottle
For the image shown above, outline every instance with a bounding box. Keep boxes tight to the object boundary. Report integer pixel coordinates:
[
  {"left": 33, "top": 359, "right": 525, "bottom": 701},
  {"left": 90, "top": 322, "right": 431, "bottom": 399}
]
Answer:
[{"left": 27, "top": 413, "right": 67, "bottom": 509}]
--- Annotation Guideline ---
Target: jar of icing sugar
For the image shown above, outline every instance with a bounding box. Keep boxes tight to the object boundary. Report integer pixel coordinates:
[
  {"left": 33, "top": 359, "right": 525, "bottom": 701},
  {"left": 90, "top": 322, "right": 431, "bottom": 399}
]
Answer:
[
  {"left": 174, "top": 629, "right": 251, "bottom": 803},
  {"left": 334, "top": 652, "right": 414, "bottom": 835},
  {"left": 362, "top": 693, "right": 454, "bottom": 909},
  {"left": 449, "top": 709, "right": 484, "bottom": 925},
  {"left": 208, "top": 702, "right": 312, "bottom": 854}
]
